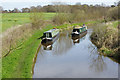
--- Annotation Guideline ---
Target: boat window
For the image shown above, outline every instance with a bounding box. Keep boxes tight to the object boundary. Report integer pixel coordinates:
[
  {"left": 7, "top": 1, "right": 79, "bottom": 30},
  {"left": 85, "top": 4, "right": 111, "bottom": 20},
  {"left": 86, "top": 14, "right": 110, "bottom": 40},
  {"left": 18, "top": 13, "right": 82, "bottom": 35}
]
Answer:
[
  {"left": 43, "top": 33, "right": 52, "bottom": 38},
  {"left": 73, "top": 29, "right": 79, "bottom": 32}
]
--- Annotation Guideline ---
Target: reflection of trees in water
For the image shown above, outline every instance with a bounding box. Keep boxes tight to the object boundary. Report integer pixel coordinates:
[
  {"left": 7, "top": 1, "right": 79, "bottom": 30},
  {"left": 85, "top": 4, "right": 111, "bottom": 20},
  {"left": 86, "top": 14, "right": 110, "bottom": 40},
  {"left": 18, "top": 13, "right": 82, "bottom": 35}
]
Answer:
[
  {"left": 73, "top": 36, "right": 86, "bottom": 44},
  {"left": 52, "top": 31, "right": 73, "bottom": 55},
  {"left": 88, "top": 44, "right": 107, "bottom": 73},
  {"left": 79, "top": 36, "right": 86, "bottom": 42},
  {"left": 89, "top": 55, "right": 107, "bottom": 73}
]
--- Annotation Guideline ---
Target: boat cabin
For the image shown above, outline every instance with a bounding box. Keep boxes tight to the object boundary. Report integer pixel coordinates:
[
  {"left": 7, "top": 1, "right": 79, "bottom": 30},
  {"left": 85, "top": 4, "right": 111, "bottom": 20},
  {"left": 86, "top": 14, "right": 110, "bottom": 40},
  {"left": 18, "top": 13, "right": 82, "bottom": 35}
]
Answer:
[
  {"left": 72, "top": 25, "right": 87, "bottom": 35},
  {"left": 41, "top": 28, "right": 59, "bottom": 41}
]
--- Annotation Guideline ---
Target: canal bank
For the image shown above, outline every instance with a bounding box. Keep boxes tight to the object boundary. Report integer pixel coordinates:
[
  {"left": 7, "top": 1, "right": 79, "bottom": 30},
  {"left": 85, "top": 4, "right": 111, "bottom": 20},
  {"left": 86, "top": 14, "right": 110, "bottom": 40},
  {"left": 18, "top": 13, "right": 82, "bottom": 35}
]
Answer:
[{"left": 90, "top": 21, "right": 120, "bottom": 63}]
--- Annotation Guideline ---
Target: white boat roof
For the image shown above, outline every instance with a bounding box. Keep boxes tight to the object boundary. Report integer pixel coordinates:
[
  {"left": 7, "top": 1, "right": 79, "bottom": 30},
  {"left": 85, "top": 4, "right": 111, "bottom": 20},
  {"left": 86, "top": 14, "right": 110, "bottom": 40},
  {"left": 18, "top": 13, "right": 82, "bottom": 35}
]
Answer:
[
  {"left": 44, "top": 29, "right": 56, "bottom": 33},
  {"left": 74, "top": 26, "right": 82, "bottom": 29}
]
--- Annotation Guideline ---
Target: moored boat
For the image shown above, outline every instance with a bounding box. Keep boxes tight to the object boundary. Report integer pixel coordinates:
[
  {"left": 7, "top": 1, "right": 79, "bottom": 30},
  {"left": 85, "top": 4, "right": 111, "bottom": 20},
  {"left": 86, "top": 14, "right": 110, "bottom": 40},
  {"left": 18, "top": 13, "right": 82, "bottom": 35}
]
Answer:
[
  {"left": 41, "top": 28, "right": 59, "bottom": 42},
  {"left": 71, "top": 25, "right": 87, "bottom": 36}
]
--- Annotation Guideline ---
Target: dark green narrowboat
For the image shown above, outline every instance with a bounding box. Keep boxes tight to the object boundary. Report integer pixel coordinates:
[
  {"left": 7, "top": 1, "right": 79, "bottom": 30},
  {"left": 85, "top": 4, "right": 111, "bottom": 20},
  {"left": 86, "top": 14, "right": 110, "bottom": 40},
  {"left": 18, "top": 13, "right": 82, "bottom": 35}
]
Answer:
[{"left": 71, "top": 25, "right": 87, "bottom": 36}]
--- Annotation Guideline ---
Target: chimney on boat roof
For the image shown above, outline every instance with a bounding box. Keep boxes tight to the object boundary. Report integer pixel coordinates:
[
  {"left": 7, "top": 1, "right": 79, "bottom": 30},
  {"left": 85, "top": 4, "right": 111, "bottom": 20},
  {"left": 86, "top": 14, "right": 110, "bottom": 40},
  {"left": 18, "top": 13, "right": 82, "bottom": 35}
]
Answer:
[{"left": 53, "top": 27, "right": 57, "bottom": 29}]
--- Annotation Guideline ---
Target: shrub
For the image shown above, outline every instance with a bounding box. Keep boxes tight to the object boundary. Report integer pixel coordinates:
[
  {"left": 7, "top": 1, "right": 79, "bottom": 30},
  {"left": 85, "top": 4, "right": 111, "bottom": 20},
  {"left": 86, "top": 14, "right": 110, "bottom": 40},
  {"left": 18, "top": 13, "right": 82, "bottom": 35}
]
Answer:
[
  {"left": 30, "top": 12, "right": 44, "bottom": 29},
  {"left": 52, "top": 13, "right": 73, "bottom": 25},
  {"left": 91, "top": 23, "right": 119, "bottom": 55}
]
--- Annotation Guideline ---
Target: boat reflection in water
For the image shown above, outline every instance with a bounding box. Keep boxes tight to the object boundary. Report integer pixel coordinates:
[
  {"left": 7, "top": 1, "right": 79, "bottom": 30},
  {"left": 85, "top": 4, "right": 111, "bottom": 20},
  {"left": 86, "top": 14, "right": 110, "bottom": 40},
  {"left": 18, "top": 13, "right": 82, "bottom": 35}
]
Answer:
[
  {"left": 71, "top": 31, "right": 87, "bottom": 44},
  {"left": 41, "top": 41, "right": 53, "bottom": 50},
  {"left": 41, "top": 34, "right": 59, "bottom": 50},
  {"left": 40, "top": 28, "right": 60, "bottom": 50}
]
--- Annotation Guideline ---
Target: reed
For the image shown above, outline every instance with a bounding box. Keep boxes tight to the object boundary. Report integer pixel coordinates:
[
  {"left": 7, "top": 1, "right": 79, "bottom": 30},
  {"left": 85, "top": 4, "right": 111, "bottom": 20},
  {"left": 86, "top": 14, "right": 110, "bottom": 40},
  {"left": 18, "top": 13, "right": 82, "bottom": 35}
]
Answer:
[{"left": 91, "top": 22, "right": 119, "bottom": 57}]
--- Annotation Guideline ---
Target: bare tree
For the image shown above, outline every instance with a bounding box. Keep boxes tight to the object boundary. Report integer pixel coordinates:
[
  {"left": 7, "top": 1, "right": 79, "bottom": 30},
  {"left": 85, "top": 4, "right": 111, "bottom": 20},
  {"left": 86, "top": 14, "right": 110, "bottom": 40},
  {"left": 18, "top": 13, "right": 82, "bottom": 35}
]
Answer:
[
  {"left": 36, "top": 5, "right": 42, "bottom": 12},
  {"left": 52, "top": 1, "right": 68, "bottom": 13},
  {"left": 30, "top": 6, "right": 37, "bottom": 12},
  {"left": 117, "top": 1, "right": 120, "bottom": 6},
  {"left": 21, "top": 8, "right": 30, "bottom": 13},
  {"left": 13, "top": 8, "right": 20, "bottom": 13},
  {"left": 75, "top": 2, "right": 81, "bottom": 5}
]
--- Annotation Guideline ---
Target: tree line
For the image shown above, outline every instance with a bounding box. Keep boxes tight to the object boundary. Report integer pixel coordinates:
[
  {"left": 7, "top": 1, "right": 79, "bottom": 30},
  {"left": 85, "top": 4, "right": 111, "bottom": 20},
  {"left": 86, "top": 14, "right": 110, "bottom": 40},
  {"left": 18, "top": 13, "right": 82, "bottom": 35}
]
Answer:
[{"left": 1, "top": 2, "right": 120, "bottom": 13}]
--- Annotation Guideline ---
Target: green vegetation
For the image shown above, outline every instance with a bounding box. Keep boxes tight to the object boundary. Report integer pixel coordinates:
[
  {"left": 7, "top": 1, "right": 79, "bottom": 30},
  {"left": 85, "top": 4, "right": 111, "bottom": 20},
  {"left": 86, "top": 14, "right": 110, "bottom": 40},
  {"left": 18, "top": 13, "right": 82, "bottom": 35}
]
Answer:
[
  {"left": 112, "top": 21, "right": 120, "bottom": 28},
  {"left": 2, "top": 13, "right": 56, "bottom": 33}
]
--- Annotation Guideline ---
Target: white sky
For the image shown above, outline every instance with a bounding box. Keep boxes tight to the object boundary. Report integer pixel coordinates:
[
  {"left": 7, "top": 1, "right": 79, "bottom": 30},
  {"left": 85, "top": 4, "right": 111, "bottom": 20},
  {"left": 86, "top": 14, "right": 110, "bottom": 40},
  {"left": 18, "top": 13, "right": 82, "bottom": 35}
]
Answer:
[{"left": 0, "top": 0, "right": 119, "bottom": 10}]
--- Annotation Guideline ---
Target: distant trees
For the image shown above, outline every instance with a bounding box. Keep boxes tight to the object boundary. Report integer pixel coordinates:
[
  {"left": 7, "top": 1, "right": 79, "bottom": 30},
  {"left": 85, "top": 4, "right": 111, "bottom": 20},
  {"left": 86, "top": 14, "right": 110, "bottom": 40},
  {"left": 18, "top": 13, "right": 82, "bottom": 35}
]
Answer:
[
  {"left": 75, "top": 2, "right": 81, "bottom": 5},
  {"left": 111, "top": 5, "right": 115, "bottom": 7},
  {"left": 36, "top": 5, "right": 42, "bottom": 12},
  {"left": 13, "top": 8, "right": 20, "bottom": 13},
  {"left": 106, "top": 1, "right": 120, "bottom": 20},
  {"left": 52, "top": 2, "right": 72, "bottom": 25},
  {"left": 30, "top": 6, "right": 37, "bottom": 12},
  {"left": 1, "top": 1, "right": 119, "bottom": 22},
  {"left": 51, "top": 2, "right": 110, "bottom": 25},
  {"left": 21, "top": 8, "right": 30, "bottom": 13},
  {"left": 1, "top": 4, "right": 109, "bottom": 13},
  {"left": 8, "top": 10, "right": 14, "bottom": 13},
  {"left": 107, "top": 6, "right": 120, "bottom": 20},
  {"left": 42, "top": 5, "right": 55, "bottom": 12},
  {"left": 117, "top": 1, "right": 120, "bottom": 6}
]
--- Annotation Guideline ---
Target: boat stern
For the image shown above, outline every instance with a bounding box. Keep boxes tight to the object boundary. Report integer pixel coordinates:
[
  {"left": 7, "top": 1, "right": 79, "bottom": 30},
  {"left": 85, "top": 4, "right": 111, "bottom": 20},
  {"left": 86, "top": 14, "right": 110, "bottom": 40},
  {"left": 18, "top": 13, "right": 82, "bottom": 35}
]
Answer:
[{"left": 42, "top": 37, "right": 52, "bottom": 42}]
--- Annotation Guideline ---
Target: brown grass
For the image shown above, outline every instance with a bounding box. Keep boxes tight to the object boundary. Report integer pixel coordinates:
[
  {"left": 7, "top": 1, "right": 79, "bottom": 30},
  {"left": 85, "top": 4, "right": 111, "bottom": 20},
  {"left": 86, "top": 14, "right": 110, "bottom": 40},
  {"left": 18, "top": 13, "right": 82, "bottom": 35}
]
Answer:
[
  {"left": 1, "top": 23, "right": 33, "bottom": 57},
  {"left": 91, "top": 22, "right": 119, "bottom": 56}
]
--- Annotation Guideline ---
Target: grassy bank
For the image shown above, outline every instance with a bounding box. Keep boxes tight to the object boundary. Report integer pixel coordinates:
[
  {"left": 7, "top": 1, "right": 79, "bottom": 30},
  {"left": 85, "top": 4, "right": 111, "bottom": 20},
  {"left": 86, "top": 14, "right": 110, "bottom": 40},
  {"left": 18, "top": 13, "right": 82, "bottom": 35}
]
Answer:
[
  {"left": 2, "top": 13, "right": 56, "bottom": 33},
  {"left": 2, "top": 20, "right": 99, "bottom": 78},
  {"left": 90, "top": 21, "right": 119, "bottom": 63},
  {"left": 2, "top": 24, "right": 54, "bottom": 78}
]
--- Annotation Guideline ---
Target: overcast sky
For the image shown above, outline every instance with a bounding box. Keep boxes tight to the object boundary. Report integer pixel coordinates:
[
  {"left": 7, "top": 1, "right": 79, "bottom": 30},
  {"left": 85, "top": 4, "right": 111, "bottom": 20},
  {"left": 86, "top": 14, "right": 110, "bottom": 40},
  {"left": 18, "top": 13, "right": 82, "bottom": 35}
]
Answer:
[{"left": 0, "top": 0, "right": 118, "bottom": 10}]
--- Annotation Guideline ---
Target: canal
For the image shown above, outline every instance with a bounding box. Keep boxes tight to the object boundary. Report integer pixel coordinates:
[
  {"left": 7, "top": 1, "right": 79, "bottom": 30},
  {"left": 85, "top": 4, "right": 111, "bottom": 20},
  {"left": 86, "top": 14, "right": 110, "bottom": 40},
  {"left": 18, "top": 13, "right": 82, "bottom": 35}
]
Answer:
[{"left": 33, "top": 29, "right": 118, "bottom": 78}]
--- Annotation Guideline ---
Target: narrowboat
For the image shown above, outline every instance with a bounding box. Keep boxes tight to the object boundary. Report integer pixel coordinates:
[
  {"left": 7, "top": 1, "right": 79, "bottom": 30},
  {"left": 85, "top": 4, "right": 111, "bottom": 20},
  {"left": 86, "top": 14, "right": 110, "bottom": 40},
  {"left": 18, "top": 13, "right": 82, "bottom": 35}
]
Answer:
[
  {"left": 71, "top": 25, "right": 87, "bottom": 36},
  {"left": 41, "top": 28, "right": 59, "bottom": 42}
]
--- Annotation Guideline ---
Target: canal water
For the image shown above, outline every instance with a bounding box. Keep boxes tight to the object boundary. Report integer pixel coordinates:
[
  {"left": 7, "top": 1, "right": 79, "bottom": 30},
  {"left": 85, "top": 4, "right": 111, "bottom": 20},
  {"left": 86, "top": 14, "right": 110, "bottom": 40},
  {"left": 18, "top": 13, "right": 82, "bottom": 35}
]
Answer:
[{"left": 33, "top": 29, "right": 118, "bottom": 78}]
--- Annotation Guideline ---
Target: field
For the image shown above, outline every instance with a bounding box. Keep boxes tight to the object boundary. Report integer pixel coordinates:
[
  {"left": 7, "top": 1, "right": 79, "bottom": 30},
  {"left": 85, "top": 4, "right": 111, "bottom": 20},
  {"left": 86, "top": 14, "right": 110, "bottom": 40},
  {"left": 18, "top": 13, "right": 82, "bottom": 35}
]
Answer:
[{"left": 2, "top": 13, "right": 56, "bottom": 33}]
